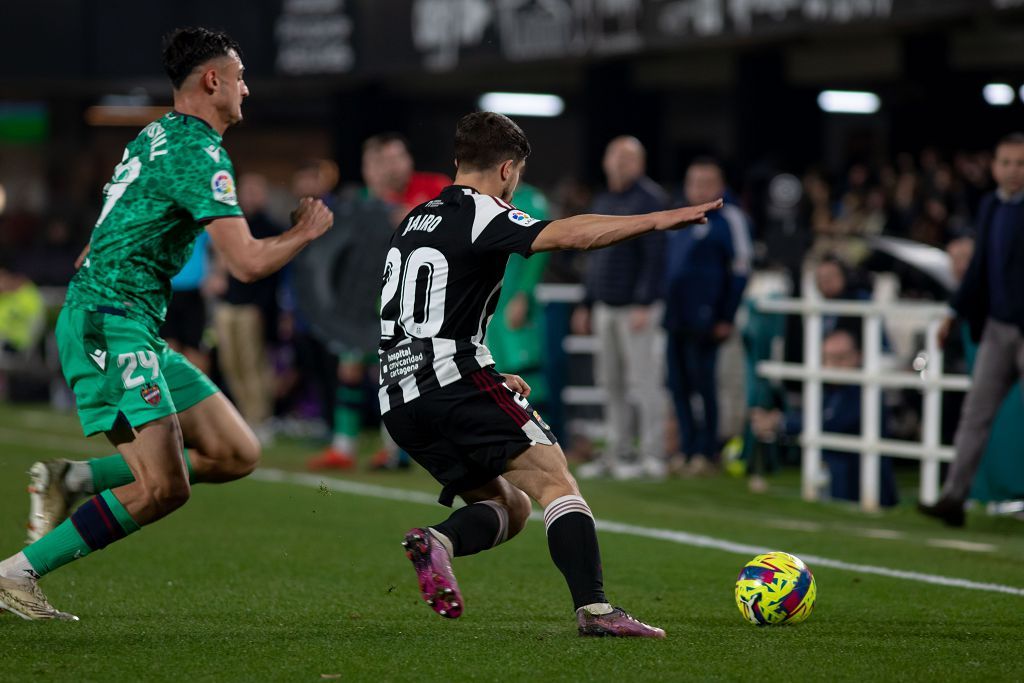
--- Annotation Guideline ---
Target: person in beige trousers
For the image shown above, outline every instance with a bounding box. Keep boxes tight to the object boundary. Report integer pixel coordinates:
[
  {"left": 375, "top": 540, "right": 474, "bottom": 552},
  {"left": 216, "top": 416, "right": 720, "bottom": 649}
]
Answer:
[{"left": 213, "top": 173, "right": 282, "bottom": 441}]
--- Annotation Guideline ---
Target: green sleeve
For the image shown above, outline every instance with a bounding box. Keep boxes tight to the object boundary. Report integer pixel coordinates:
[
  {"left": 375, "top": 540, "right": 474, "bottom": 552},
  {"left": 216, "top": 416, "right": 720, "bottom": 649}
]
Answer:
[
  {"left": 507, "top": 183, "right": 551, "bottom": 296},
  {"left": 165, "top": 146, "right": 245, "bottom": 223}
]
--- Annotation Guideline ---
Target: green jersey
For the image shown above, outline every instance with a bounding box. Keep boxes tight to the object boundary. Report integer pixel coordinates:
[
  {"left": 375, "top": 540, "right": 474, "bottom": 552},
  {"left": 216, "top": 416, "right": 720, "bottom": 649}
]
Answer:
[{"left": 66, "top": 111, "right": 243, "bottom": 329}]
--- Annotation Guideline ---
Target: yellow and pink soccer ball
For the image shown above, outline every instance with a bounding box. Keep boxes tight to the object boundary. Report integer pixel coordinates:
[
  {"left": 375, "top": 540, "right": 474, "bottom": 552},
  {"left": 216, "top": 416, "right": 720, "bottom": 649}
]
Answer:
[{"left": 734, "top": 551, "right": 816, "bottom": 626}]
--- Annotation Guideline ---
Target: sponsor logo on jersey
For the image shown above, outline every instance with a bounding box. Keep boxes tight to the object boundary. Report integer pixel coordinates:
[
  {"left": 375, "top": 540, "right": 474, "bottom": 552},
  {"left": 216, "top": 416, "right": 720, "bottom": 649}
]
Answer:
[
  {"left": 204, "top": 145, "right": 221, "bottom": 162},
  {"left": 140, "top": 383, "right": 162, "bottom": 407},
  {"left": 380, "top": 344, "right": 428, "bottom": 384},
  {"left": 88, "top": 348, "right": 107, "bottom": 371},
  {"left": 211, "top": 170, "right": 238, "bottom": 206},
  {"left": 508, "top": 210, "right": 540, "bottom": 226},
  {"left": 425, "top": 199, "right": 444, "bottom": 208}
]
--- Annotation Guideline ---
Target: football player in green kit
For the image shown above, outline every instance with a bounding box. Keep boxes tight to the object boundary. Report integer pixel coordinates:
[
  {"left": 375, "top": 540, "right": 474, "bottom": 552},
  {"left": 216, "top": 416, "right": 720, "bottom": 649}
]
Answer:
[{"left": 0, "top": 27, "right": 334, "bottom": 620}]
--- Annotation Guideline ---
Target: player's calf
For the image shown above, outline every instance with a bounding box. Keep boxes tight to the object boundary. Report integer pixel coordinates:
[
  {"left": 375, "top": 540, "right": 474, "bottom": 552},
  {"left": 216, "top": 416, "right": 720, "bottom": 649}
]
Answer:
[{"left": 106, "top": 466, "right": 191, "bottom": 524}]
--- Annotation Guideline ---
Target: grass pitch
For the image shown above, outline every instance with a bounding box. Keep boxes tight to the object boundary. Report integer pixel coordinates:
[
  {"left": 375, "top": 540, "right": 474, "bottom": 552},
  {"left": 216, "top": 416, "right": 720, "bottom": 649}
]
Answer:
[{"left": 0, "top": 403, "right": 1022, "bottom": 681}]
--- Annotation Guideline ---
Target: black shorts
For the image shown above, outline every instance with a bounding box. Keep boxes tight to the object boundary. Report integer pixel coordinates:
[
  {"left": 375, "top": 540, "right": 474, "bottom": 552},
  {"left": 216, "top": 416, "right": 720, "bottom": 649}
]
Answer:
[
  {"left": 160, "top": 290, "right": 206, "bottom": 350},
  {"left": 383, "top": 367, "right": 557, "bottom": 506}
]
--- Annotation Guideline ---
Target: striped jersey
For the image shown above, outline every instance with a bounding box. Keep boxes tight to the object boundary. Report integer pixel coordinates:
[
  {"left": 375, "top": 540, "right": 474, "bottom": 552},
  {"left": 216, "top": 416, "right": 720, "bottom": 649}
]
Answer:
[{"left": 377, "top": 185, "right": 550, "bottom": 414}]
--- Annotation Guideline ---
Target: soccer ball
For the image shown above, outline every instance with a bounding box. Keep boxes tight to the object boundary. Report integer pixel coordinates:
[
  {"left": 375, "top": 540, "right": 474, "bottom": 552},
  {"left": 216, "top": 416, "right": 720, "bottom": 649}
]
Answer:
[{"left": 734, "top": 551, "right": 816, "bottom": 626}]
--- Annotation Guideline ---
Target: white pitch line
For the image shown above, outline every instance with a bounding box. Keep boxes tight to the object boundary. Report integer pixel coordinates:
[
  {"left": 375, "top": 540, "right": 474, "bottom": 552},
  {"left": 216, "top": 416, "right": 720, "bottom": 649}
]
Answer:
[
  {"left": 0, "top": 426, "right": 109, "bottom": 456},
  {"left": 251, "top": 469, "right": 1024, "bottom": 598},
  {"left": 927, "top": 539, "right": 996, "bottom": 553}
]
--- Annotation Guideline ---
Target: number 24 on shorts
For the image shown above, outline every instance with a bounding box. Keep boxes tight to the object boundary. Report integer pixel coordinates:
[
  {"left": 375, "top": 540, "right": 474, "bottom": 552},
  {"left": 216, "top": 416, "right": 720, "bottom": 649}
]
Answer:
[{"left": 117, "top": 350, "right": 159, "bottom": 389}]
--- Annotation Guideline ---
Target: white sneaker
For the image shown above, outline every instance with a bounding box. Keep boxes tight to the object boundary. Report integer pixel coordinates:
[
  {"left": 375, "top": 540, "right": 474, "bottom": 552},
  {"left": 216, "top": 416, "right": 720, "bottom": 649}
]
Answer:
[
  {"left": 576, "top": 461, "right": 610, "bottom": 479},
  {"left": 640, "top": 458, "right": 667, "bottom": 480},
  {"left": 611, "top": 463, "right": 645, "bottom": 481},
  {"left": 685, "top": 454, "right": 716, "bottom": 478},
  {"left": 748, "top": 474, "right": 769, "bottom": 494},
  {"left": 27, "top": 460, "right": 80, "bottom": 544},
  {"left": 0, "top": 575, "right": 78, "bottom": 621}
]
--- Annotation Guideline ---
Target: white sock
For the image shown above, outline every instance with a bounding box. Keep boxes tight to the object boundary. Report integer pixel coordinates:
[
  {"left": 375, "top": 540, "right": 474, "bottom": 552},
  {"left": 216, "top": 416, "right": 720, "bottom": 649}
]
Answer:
[
  {"left": 63, "top": 461, "right": 94, "bottom": 495},
  {"left": 578, "top": 602, "right": 614, "bottom": 616},
  {"left": 0, "top": 552, "right": 36, "bottom": 580},
  {"left": 428, "top": 528, "right": 454, "bottom": 559},
  {"left": 331, "top": 435, "right": 355, "bottom": 453},
  {"left": 542, "top": 495, "right": 593, "bottom": 534}
]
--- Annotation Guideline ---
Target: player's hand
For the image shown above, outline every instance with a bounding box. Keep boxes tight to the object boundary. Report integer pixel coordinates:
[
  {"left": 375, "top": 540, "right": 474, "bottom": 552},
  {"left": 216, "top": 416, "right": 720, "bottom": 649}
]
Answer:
[
  {"left": 936, "top": 316, "right": 955, "bottom": 348},
  {"left": 629, "top": 306, "right": 651, "bottom": 332},
  {"left": 571, "top": 306, "right": 591, "bottom": 336},
  {"left": 654, "top": 198, "right": 724, "bottom": 231},
  {"left": 293, "top": 198, "right": 334, "bottom": 241},
  {"left": 505, "top": 293, "right": 529, "bottom": 330},
  {"left": 502, "top": 373, "right": 531, "bottom": 398},
  {"left": 712, "top": 321, "right": 734, "bottom": 342},
  {"left": 750, "top": 408, "right": 782, "bottom": 441}
]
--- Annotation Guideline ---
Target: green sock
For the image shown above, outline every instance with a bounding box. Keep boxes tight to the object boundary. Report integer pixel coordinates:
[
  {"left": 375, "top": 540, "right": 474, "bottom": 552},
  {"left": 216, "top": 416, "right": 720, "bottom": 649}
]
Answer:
[
  {"left": 332, "top": 385, "right": 362, "bottom": 449},
  {"left": 23, "top": 490, "right": 140, "bottom": 577},
  {"left": 89, "top": 450, "right": 193, "bottom": 491},
  {"left": 88, "top": 454, "right": 135, "bottom": 491}
]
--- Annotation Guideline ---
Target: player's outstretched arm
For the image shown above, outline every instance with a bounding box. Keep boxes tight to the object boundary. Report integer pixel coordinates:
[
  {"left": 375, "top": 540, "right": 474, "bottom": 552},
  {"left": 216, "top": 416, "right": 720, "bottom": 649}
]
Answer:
[
  {"left": 206, "top": 197, "right": 334, "bottom": 283},
  {"left": 530, "top": 198, "right": 723, "bottom": 253}
]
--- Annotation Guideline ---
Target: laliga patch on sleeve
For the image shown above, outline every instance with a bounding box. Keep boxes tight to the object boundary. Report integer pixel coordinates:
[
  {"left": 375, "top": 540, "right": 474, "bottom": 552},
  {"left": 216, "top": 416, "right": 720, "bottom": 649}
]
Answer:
[
  {"left": 210, "top": 170, "right": 238, "bottom": 206},
  {"left": 507, "top": 209, "right": 540, "bottom": 227}
]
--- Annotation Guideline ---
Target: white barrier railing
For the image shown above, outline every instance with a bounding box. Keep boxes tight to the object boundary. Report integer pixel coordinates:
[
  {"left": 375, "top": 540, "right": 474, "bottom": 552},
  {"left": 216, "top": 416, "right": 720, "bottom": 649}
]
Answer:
[{"left": 754, "top": 271, "right": 969, "bottom": 512}]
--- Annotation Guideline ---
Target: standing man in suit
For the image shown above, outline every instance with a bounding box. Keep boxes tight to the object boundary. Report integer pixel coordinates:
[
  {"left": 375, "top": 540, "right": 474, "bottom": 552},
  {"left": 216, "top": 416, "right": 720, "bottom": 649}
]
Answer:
[{"left": 920, "top": 133, "right": 1024, "bottom": 527}]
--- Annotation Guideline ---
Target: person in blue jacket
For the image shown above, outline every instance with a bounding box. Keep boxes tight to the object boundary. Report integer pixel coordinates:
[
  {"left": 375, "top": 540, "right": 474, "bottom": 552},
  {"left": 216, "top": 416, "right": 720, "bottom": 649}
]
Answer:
[
  {"left": 663, "top": 157, "right": 752, "bottom": 475},
  {"left": 751, "top": 327, "right": 899, "bottom": 506}
]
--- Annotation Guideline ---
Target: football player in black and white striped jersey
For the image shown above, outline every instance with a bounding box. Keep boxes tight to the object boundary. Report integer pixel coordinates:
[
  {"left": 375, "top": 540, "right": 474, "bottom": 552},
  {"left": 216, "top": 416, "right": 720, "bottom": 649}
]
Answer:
[{"left": 384, "top": 111, "right": 721, "bottom": 637}]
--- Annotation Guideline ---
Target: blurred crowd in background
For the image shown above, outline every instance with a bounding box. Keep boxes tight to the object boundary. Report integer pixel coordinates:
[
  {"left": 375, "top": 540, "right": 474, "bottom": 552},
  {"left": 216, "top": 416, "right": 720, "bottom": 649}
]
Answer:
[{"left": 0, "top": 129, "right": 1007, "bottom": 507}]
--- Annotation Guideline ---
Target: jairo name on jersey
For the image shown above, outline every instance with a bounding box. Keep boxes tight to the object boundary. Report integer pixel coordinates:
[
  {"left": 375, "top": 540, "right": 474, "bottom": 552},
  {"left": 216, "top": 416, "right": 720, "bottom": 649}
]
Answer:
[{"left": 401, "top": 214, "right": 443, "bottom": 237}]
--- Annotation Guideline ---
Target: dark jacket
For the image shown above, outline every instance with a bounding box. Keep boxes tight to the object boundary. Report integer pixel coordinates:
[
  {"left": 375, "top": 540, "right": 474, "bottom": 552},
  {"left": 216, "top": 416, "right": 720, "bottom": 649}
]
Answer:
[
  {"left": 951, "top": 191, "right": 1024, "bottom": 342},
  {"left": 784, "top": 384, "right": 899, "bottom": 507},
  {"left": 582, "top": 177, "right": 667, "bottom": 306},
  {"left": 662, "top": 199, "right": 752, "bottom": 334}
]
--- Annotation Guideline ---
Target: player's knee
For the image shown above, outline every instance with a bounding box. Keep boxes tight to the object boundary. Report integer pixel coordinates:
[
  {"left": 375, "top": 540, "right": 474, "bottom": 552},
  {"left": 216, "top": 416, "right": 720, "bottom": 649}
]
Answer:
[
  {"left": 204, "top": 431, "right": 261, "bottom": 478},
  {"left": 232, "top": 433, "right": 261, "bottom": 476},
  {"left": 506, "top": 488, "right": 531, "bottom": 539},
  {"left": 540, "top": 463, "right": 580, "bottom": 502}
]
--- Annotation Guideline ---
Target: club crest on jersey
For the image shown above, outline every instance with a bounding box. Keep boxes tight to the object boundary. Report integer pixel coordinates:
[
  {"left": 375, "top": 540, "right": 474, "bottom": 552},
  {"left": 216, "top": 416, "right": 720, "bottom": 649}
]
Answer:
[
  {"left": 140, "top": 383, "right": 162, "bottom": 407},
  {"left": 211, "top": 170, "right": 238, "bottom": 206},
  {"left": 508, "top": 210, "right": 540, "bottom": 227}
]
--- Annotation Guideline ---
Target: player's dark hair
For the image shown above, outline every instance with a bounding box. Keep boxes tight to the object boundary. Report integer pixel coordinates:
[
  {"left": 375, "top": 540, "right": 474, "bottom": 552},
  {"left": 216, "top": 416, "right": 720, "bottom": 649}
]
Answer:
[
  {"left": 454, "top": 112, "right": 531, "bottom": 172},
  {"left": 689, "top": 155, "right": 723, "bottom": 171},
  {"left": 826, "top": 324, "right": 862, "bottom": 353},
  {"left": 818, "top": 253, "right": 851, "bottom": 284},
  {"left": 997, "top": 132, "right": 1024, "bottom": 149},
  {"left": 363, "top": 133, "right": 411, "bottom": 155},
  {"left": 162, "top": 27, "right": 242, "bottom": 90}
]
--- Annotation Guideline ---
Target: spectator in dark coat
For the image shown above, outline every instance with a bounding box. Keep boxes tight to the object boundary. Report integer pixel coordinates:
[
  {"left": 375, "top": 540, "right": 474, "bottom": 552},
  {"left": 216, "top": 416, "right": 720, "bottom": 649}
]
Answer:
[
  {"left": 663, "top": 158, "right": 752, "bottom": 476},
  {"left": 921, "top": 132, "right": 1024, "bottom": 527}
]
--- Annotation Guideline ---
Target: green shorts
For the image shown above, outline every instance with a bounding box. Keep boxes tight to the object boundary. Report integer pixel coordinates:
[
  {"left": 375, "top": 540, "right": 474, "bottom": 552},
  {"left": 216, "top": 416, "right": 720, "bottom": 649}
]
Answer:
[{"left": 56, "top": 306, "right": 219, "bottom": 436}]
